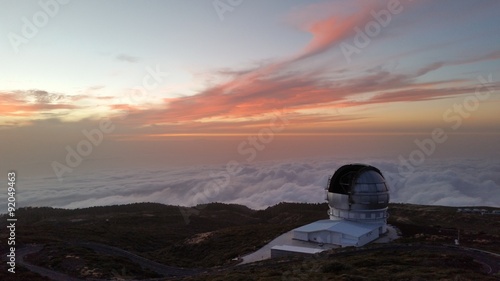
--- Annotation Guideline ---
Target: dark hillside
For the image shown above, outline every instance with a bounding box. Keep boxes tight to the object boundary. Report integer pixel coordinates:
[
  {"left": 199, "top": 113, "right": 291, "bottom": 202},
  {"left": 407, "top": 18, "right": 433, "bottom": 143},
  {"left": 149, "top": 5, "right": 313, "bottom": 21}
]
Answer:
[{"left": 1, "top": 202, "right": 499, "bottom": 280}]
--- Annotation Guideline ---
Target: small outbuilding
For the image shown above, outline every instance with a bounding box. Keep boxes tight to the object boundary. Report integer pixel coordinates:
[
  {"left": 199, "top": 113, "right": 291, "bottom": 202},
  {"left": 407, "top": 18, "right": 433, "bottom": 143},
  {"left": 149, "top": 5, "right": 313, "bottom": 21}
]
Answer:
[{"left": 270, "top": 245, "right": 324, "bottom": 258}]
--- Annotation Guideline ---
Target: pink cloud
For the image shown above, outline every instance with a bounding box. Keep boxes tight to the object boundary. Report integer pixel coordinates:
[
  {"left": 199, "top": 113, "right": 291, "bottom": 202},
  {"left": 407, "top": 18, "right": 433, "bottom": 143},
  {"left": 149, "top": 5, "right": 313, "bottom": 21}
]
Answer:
[{"left": 295, "top": 1, "right": 379, "bottom": 61}]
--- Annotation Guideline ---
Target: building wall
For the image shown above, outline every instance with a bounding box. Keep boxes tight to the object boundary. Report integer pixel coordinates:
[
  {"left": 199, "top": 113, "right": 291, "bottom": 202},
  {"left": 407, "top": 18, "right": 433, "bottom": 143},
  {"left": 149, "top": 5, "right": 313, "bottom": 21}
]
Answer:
[
  {"left": 331, "top": 232, "right": 341, "bottom": 244},
  {"left": 293, "top": 222, "right": 385, "bottom": 247},
  {"left": 293, "top": 231, "right": 308, "bottom": 241},
  {"left": 357, "top": 230, "right": 379, "bottom": 246},
  {"left": 270, "top": 248, "right": 315, "bottom": 258},
  {"left": 308, "top": 231, "right": 332, "bottom": 244},
  {"left": 379, "top": 224, "right": 387, "bottom": 234},
  {"left": 328, "top": 207, "right": 388, "bottom": 223}
]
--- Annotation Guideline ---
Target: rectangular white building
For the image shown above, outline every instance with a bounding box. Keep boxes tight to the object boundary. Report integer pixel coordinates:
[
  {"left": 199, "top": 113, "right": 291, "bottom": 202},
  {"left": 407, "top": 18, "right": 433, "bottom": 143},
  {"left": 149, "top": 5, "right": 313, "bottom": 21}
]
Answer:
[
  {"left": 270, "top": 245, "right": 324, "bottom": 258},
  {"left": 293, "top": 219, "right": 383, "bottom": 247}
]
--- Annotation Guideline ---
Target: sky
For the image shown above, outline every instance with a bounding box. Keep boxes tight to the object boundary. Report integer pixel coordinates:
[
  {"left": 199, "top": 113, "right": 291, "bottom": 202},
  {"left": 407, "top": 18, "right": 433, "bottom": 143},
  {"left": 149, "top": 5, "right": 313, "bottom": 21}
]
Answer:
[{"left": 0, "top": 0, "right": 499, "bottom": 210}]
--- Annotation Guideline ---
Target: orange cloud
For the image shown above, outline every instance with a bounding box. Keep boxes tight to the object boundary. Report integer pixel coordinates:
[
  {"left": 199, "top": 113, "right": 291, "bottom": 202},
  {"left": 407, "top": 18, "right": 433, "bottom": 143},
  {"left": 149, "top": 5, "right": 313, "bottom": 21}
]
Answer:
[
  {"left": 128, "top": 5, "right": 382, "bottom": 124},
  {"left": 122, "top": 65, "right": 477, "bottom": 132},
  {"left": 296, "top": 2, "right": 379, "bottom": 61}
]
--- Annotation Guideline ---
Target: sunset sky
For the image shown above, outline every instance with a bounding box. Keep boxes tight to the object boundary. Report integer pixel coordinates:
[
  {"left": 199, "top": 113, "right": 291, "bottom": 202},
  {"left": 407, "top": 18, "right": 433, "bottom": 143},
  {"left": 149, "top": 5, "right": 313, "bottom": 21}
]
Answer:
[{"left": 1, "top": 0, "right": 499, "bottom": 182}]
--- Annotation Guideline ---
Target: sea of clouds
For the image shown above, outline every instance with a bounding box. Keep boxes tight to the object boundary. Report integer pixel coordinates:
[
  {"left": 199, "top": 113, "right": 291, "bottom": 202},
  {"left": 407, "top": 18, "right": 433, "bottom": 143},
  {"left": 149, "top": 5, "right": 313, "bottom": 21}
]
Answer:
[{"left": 3, "top": 157, "right": 499, "bottom": 214}]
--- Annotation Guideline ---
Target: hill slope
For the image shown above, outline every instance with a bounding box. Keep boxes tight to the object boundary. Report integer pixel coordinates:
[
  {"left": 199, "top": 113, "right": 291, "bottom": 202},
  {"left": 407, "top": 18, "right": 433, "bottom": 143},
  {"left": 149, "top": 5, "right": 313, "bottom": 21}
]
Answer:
[{"left": 0, "top": 202, "right": 499, "bottom": 280}]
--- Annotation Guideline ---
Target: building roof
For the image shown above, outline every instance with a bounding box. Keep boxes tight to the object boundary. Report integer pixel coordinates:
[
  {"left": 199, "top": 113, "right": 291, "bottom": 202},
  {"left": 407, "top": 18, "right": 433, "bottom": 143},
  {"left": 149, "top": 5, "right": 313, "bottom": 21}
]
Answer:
[
  {"left": 293, "top": 219, "right": 340, "bottom": 232},
  {"left": 294, "top": 219, "right": 380, "bottom": 238},
  {"left": 328, "top": 164, "right": 384, "bottom": 194}
]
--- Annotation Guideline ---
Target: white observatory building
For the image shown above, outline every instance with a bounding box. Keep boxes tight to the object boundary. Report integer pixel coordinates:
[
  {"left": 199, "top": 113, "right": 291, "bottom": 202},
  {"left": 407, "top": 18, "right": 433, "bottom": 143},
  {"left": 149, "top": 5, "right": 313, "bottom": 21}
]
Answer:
[{"left": 293, "top": 164, "right": 390, "bottom": 247}]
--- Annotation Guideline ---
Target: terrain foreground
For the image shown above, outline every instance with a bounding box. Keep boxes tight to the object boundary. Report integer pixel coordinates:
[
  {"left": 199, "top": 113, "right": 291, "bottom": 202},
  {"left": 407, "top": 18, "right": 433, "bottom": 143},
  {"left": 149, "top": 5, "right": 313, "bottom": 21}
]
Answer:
[{"left": 1, "top": 203, "right": 499, "bottom": 280}]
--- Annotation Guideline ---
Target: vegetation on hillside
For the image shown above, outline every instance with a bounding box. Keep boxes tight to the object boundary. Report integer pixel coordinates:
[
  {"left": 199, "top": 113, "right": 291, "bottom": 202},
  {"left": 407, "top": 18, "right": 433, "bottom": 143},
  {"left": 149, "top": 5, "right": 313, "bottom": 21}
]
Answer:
[{"left": 0, "top": 202, "right": 498, "bottom": 280}]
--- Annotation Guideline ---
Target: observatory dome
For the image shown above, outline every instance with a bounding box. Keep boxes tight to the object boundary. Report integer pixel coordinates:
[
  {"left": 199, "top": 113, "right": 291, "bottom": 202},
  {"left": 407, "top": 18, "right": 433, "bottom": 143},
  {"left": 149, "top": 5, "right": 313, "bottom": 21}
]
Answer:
[
  {"left": 326, "top": 164, "right": 389, "bottom": 223},
  {"left": 290, "top": 163, "right": 391, "bottom": 248}
]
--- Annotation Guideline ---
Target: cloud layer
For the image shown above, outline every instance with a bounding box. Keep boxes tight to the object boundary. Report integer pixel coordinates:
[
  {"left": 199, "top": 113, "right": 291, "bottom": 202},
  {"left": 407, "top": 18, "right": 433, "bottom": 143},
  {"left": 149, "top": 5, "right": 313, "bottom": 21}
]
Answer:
[{"left": 3, "top": 157, "right": 498, "bottom": 214}]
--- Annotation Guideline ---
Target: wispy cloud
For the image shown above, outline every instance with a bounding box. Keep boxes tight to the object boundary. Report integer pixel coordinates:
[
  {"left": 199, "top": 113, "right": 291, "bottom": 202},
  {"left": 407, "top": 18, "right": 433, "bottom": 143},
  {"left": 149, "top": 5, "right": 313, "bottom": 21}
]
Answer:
[
  {"left": 293, "top": 1, "right": 379, "bottom": 61},
  {"left": 115, "top": 60, "right": 494, "bottom": 135}
]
